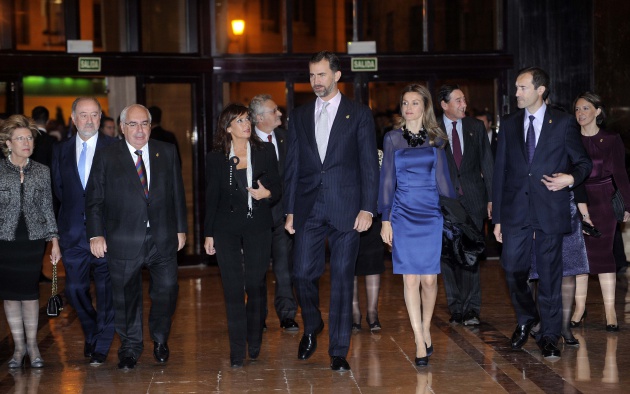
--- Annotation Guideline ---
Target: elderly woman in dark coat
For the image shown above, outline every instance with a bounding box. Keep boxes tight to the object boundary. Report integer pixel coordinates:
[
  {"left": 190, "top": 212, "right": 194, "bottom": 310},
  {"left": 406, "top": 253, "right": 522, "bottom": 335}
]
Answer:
[{"left": 0, "top": 114, "right": 60, "bottom": 369}]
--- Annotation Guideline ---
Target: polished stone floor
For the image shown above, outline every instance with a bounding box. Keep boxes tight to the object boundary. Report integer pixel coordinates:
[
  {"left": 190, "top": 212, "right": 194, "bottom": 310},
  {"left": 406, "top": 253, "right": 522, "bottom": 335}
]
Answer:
[{"left": 1, "top": 259, "right": 630, "bottom": 393}]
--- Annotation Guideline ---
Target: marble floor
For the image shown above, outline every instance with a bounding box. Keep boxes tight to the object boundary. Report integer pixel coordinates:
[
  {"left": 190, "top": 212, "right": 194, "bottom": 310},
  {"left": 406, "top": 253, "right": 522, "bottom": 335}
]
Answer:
[{"left": 1, "top": 259, "right": 630, "bottom": 393}]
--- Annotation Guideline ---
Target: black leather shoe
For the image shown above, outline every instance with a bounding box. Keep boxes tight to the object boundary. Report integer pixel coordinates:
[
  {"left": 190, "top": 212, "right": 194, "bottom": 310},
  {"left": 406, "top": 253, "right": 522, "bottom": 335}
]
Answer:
[
  {"left": 153, "top": 342, "right": 169, "bottom": 363},
  {"left": 84, "top": 342, "right": 95, "bottom": 358},
  {"left": 297, "top": 320, "right": 324, "bottom": 360},
  {"left": 538, "top": 338, "right": 561, "bottom": 360},
  {"left": 330, "top": 356, "right": 351, "bottom": 371},
  {"left": 280, "top": 318, "right": 300, "bottom": 332},
  {"left": 511, "top": 319, "right": 539, "bottom": 349},
  {"left": 426, "top": 344, "right": 434, "bottom": 357},
  {"left": 249, "top": 345, "right": 260, "bottom": 360},
  {"left": 368, "top": 317, "right": 382, "bottom": 332},
  {"left": 230, "top": 358, "right": 243, "bottom": 368},
  {"left": 117, "top": 356, "right": 137, "bottom": 370},
  {"left": 449, "top": 313, "right": 463, "bottom": 324},
  {"left": 415, "top": 356, "right": 429, "bottom": 367},
  {"left": 89, "top": 353, "right": 107, "bottom": 366},
  {"left": 352, "top": 322, "right": 361, "bottom": 332},
  {"left": 463, "top": 311, "right": 480, "bottom": 326},
  {"left": 606, "top": 324, "right": 620, "bottom": 332}
]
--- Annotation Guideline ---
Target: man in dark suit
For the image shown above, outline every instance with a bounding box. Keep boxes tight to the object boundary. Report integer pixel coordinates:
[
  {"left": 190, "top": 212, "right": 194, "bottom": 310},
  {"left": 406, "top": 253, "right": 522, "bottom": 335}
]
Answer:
[
  {"left": 493, "top": 67, "right": 591, "bottom": 359},
  {"left": 52, "top": 97, "right": 117, "bottom": 366},
  {"left": 86, "top": 104, "right": 187, "bottom": 370},
  {"left": 284, "top": 51, "right": 379, "bottom": 371},
  {"left": 250, "top": 94, "right": 299, "bottom": 332},
  {"left": 31, "top": 106, "right": 56, "bottom": 168},
  {"left": 437, "top": 85, "right": 493, "bottom": 327},
  {"left": 148, "top": 106, "right": 181, "bottom": 163}
]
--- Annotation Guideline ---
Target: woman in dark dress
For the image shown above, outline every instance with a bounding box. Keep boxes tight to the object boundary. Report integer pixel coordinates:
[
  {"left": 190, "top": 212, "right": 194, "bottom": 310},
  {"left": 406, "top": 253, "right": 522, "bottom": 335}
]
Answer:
[
  {"left": 572, "top": 92, "right": 630, "bottom": 332},
  {"left": 204, "top": 104, "right": 281, "bottom": 368},
  {"left": 0, "top": 115, "right": 61, "bottom": 369},
  {"left": 352, "top": 149, "right": 386, "bottom": 332}
]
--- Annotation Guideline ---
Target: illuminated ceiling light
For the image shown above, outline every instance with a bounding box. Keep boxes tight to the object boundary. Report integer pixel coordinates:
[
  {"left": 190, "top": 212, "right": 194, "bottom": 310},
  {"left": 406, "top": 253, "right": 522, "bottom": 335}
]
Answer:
[{"left": 231, "top": 20, "right": 245, "bottom": 36}]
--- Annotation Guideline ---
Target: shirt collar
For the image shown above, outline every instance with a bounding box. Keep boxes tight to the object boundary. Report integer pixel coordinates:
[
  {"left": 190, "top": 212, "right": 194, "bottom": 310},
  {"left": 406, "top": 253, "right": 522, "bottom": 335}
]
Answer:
[{"left": 255, "top": 127, "right": 273, "bottom": 141}]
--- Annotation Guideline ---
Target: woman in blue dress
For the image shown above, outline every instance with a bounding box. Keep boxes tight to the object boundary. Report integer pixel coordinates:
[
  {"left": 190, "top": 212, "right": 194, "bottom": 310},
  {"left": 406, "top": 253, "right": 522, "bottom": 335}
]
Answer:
[{"left": 379, "top": 84, "right": 455, "bottom": 367}]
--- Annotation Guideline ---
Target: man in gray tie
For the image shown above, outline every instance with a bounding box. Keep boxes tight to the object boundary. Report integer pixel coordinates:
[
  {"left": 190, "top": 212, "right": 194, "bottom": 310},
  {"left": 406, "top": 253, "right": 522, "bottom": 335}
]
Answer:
[
  {"left": 284, "top": 51, "right": 379, "bottom": 371},
  {"left": 249, "top": 94, "right": 299, "bottom": 332},
  {"left": 51, "top": 97, "right": 117, "bottom": 365}
]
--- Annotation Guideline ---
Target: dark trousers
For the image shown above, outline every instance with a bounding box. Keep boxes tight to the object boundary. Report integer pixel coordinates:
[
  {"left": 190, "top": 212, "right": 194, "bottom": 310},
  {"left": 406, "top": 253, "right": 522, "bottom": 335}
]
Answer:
[
  {"left": 293, "top": 195, "right": 360, "bottom": 357},
  {"left": 62, "top": 241, "right": 115, "bottom": 355},
  {"left": 440, "top": 260, "right": 481, "bottom": 316},
  {"left": 269, "top": 219, "right": 297, "bottom": 321},
  {"left": 107, "top": 228, "right": 179, "bottom": 360},
  {"left": 441, "top": 211, "right": 482, "bottom": 316},
  {"left": 215, "top": 229, "right": 271, "bottom": 360},
  {"left": 502, "top": 226, "right": 563, "bottom": 343}
]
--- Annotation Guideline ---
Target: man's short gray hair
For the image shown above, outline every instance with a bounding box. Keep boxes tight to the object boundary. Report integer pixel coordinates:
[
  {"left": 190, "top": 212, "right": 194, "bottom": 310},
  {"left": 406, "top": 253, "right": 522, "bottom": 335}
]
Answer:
[{"left": 248, "top": 94, "right": 272, "bottom": 125}]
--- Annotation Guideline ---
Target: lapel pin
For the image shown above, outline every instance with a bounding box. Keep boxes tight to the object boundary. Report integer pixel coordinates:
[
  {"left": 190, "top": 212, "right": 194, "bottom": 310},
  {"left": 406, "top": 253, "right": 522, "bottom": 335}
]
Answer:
[
  {"left": 549, "top": 120, "right": 552, "bottom": 124},
  {"left": 346, "top": 115, "right": 350, "bottom": 119},
  {"left": 469, "top": 133, "right": 473, "bottom": 137},
  {"left": 600, "top": 138, "right": 604, "bottom": 142},
  {"left": 156, "top": 153, "right": 159, "bottom": 157}
]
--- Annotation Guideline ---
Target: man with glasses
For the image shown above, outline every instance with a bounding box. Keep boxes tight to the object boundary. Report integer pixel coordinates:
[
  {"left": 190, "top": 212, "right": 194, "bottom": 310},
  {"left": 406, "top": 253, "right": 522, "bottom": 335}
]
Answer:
[
  {"left": 249, "top": 94, "right": 299, "bottom": 332},
  {"left": 86, "top": 104, "right": 187, "bottom": 370},
  {"left": 52, "top": 97, "right": 117, "bottom": 366}
]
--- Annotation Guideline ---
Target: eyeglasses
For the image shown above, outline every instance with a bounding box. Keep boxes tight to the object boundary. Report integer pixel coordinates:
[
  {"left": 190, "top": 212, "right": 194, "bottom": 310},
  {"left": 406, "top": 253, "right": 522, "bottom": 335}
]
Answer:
[
  {"left": 124, "top": 121, "right": 151, "bottom": 129},
  {"left": 12, "top": 136, "right": 34, "bottom": 142}
]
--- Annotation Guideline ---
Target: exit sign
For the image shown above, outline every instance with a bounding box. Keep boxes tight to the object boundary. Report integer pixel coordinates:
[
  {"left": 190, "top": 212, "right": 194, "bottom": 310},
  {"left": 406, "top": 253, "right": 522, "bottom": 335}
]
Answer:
[
  {"left": 351, "top": 57, "right": 378, "bottom": 72},
  {"left": 78, "top": 57, "right": 101, "bottom": 72}
]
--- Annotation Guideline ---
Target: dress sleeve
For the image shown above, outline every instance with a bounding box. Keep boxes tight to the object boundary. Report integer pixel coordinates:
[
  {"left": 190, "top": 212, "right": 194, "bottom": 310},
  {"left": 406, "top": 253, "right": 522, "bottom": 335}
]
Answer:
[
  {"left": 378, "top": 132, "right": 396, "bottom": 221},
  {"left": 435, "top": 147, "right": 457, "bottom": 198}
]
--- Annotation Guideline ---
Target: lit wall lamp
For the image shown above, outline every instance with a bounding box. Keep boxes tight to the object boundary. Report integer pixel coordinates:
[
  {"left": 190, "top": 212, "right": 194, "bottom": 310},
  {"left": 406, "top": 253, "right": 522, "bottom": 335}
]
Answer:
[{"left": 231, "top": 20, "right": 245, "bottom": 36}]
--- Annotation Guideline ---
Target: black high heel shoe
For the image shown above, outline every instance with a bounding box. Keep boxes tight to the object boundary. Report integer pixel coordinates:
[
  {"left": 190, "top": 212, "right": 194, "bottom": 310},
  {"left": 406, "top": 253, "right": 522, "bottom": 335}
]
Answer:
[
  {"left": 561, "top": 334, "right": 579, "bottom": 346},
  {"left": 367, "top": 316, "right": 381, "bottom": 332},
  {"left": 570, "top": 310, "right": 587, "bottom": 328},
  {"left": 605, "top": 324, "right": 620, "bottom": 332},
  {"left": 415, "top": 356, "right": 429, "bottom": 367},
  {"left": 8, "top": 354, "right": 25, "bottom": 369},
  {"left": 425, "top": 344, "right": 433, "bottom": 357}
]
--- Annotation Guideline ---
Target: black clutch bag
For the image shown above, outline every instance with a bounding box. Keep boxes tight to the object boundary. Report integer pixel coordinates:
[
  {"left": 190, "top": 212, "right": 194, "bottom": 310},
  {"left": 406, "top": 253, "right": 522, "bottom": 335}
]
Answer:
[
  {"left": 582, "top": 221, "right": 602, "bottom": 238},
  {"left": 46, "top": 261, "right": 64, "bottom": 317},
  {"left": 612, "top": 188, "right": 625, "bottom": 223}
]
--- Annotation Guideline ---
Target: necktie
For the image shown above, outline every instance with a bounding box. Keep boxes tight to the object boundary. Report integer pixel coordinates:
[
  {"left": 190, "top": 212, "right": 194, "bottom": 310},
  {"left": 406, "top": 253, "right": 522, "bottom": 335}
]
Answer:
[
  {"left": 135, "top": 150, "right": 149, "bottom": 199},
  {"left": 78, "top": 141, "right": 87, "bottom": 189},
  {"left": 526, "top": 115, "right": 536, "bottom": 164},
  {"left": 315, "top": 102, "right": 330, "bottom": 162},
  {"left": 267, "top": 134, "right": 272, "bottom": 143},
  {"left": 451, "top": 121, "right": 463, "bottom": 168}
]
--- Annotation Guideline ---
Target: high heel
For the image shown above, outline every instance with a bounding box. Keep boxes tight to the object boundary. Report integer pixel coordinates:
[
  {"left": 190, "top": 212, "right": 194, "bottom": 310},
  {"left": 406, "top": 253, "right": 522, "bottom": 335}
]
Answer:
[
  {"left": 367, "top": 315, "right": 381, "bottom": 332},
  {"left": 415, "top": 356, "right": 429, "bottom": 367},
  {"left": 570, "top": 310, "right": 587, "bottom": 328},
  {"left": 30, "top": 357, "right": 44, "bottom": 368},
  {"left": 605, "top": 324, "right": 620, "bottom": 332},
  {"left": 425, "top": 344, "right": 433, "bottom": 357},
  {"left": 561, "top": 334, "right": 579, "bottom": 346},
  {"left": 8, "top": 355, "right": 25, "bottom": 369}
]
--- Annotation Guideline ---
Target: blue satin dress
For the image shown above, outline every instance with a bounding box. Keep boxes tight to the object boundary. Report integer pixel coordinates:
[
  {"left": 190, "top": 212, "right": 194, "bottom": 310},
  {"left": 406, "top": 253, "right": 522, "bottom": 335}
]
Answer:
[{"left": 378, "top": 129, "right": 456, "bottom": 275}]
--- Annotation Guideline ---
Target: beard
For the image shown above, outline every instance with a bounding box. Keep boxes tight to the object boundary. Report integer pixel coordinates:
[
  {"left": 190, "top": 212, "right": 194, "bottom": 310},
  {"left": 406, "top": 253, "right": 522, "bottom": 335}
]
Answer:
[{"left": 313, "top": 81, "right": 336, "bottom": 98}]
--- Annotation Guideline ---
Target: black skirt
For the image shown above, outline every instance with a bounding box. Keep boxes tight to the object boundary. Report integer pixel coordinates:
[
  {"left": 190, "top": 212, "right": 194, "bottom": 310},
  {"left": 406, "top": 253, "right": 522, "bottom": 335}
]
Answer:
[
  {"left": 355, "top": 217, "right": 385, "bottom": 276},
  {"left": 0, "top": 214, "right": 46, "bottom": 300}
]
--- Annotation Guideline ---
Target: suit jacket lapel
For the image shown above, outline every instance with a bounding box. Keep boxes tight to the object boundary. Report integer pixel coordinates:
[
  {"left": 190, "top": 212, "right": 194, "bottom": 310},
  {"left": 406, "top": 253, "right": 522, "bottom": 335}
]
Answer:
[
  {"left": 513, "top": 110, "right": 528, "bottom": 164},
  {"left": 461, "top": 118, "right": 475, "bottom": 167},
  {"left": 324, "top": 96, "right": 351, "bottom": 164},
  {"left": 303, "top": 101, "right": 318, "bottom": 158},
  {"left": 275, "top": 128, "right": 286, "bottom": 176},
  {"left": 63, "top": 135, "right": 81, "bottom": 184},
  {"left": 532, "top": 109, "right": 555, "bottom": 165}
]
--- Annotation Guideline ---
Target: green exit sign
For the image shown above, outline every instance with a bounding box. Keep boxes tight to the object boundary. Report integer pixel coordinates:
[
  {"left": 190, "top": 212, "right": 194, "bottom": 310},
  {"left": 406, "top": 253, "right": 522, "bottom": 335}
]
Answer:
[
  {"left": 78, "top": 57, "right": 101, "bottom": 72},
  {"left": 351, "top": 57, "right": 378, "bottom": 72}
]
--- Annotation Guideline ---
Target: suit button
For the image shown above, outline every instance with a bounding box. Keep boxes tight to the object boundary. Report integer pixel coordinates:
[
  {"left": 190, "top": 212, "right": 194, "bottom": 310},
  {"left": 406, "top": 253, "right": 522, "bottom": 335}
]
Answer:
[{"left": 528, "top": 173, "right": 532, "bottom": 176}]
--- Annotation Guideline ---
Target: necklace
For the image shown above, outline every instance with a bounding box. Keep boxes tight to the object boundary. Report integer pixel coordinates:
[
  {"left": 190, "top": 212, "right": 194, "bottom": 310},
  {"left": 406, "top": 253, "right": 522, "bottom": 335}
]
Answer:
[
  {"left": 402, "top": 126, "right": 428, "bottom": 147},
  {"left": 8, "top": 154, "right": 29, "bottom": 173}
]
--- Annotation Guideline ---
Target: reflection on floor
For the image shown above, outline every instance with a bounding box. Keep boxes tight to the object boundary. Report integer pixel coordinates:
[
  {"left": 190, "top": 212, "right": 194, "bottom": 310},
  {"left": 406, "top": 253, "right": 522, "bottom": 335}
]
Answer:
[{"left": 1, "top": 259, "right": 630, "bottom": 393}]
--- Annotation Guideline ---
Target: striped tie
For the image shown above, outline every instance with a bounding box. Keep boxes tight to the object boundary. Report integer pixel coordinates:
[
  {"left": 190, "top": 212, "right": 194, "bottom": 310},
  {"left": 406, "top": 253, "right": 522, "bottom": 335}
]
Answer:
[{"left": 135, "top": 150, "right": 149, "bottom": 199}]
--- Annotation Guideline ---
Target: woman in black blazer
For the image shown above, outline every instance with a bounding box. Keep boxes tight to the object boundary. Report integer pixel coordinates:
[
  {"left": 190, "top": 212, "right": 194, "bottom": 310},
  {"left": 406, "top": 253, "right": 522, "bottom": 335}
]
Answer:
[{"left": 204, "top": 104, "right": 281, "bottom": 368}]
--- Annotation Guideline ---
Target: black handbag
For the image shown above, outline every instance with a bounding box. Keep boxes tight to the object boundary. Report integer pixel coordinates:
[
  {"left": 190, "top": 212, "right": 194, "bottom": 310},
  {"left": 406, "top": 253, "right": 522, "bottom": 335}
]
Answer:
[
  {"left": 612, "top": 188, "right": 625, "bottom": 223},
  {"left": 46, "top": 261, "right": 63, "bottom": 317}
]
